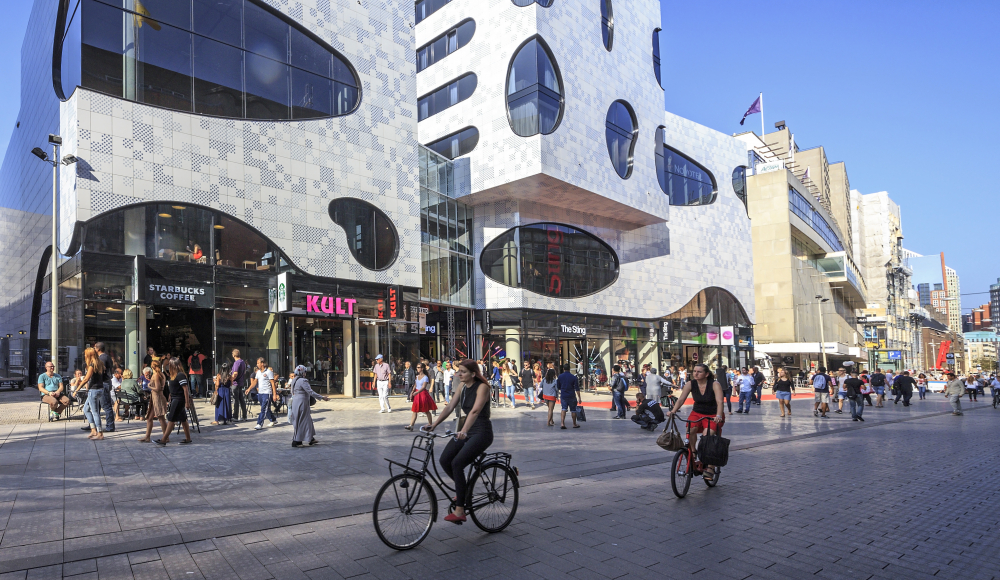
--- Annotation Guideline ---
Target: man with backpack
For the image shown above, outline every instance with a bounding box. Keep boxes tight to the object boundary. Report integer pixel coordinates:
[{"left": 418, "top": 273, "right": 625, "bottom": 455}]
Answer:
[
  {"left": 188, "top": 350, "right": 206, "bottom": 398},
  {"left": 869, "top": 369, "right": 887, "bottom": 407},
  {"left": 610, "top": 365, "right": 628, "bottom": 419}
]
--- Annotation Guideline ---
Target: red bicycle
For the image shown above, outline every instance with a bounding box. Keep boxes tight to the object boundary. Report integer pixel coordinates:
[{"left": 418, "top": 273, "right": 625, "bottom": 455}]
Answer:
[{"left": 670, "top": 416, "right": 721, "bottom": 498}]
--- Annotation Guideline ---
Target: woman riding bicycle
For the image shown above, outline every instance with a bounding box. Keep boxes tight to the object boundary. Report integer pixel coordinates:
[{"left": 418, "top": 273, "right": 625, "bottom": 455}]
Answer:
[
  {"left": 424, "top": 359, "right": 493, "bottom": 524},
  {"left": 666, "top": 363, "right": 725, "bottom": 482}
]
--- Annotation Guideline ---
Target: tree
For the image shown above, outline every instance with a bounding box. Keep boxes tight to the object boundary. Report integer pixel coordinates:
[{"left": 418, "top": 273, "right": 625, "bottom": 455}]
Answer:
[{"left": 974, "top": 356, "right": 997, "bottom": 373}]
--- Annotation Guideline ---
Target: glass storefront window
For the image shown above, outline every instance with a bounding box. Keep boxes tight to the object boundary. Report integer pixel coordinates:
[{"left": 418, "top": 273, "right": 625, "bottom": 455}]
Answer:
[{"left": 148, "top": 204, "right": 214, "bottom": 263}]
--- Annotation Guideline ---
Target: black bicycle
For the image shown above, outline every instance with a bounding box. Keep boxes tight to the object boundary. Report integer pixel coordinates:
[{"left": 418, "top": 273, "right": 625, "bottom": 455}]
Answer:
[{"left": 373, "top": 429, "right": 519, "bottom": 550}]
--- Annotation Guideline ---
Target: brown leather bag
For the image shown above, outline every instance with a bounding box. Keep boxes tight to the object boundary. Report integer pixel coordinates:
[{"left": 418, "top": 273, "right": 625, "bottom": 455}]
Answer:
[{"left": 656, "top": 415, "right": 686, "bottom": 451}]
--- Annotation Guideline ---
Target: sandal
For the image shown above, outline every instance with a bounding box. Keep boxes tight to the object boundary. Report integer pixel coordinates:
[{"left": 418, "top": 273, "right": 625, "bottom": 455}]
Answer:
[
  {"left": 137, "top": 437, "right": 150, "bottom": 442},
  {"left": 404, "top": 425, "right": 413, "bottom": 431},
  {"left": 154, "top": 439, "right": 167, "bottom": 446},
  {"left": 179, "top": 439, "right": 192, "bottom": 445}
]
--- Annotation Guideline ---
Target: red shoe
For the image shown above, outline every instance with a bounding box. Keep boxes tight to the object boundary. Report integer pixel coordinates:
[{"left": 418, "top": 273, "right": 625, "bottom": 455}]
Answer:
[{"left": 443, "top": 513, "right": 466, "bottom": 524}]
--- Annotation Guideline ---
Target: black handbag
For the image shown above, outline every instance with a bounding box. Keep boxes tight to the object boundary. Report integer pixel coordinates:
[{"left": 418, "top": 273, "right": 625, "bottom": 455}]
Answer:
[{"left": 697, "top": 432, "right": 731, "bottom": 467}]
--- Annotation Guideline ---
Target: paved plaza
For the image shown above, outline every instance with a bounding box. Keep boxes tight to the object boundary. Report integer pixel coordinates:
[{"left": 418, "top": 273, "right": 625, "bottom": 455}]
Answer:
[{"left": 0, "top": 391, "right": 997, "bottom": 579}]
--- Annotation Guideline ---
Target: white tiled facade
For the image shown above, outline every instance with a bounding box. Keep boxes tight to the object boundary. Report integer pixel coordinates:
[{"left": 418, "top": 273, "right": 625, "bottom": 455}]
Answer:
[
  {"left": 416, "top": 0, "right": 754, "bottom": 321},
  {"left": 59, "top": 0, "right": 421, "bottom": 287}
]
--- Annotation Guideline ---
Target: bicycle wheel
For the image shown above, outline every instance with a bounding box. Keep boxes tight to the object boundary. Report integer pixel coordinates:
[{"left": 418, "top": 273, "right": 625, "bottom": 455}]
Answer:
[
  {"left": 704, "top": 465, "right": 720, "bottom": 488},
  {"left": 373, "top": 473, "right": 437, "bottom": 550},
  {"left": 670, "top": 449, "right": 692, "bottom": 498},
  {"left": 467, "top": 463, "right": 519, "bottom": 533}
]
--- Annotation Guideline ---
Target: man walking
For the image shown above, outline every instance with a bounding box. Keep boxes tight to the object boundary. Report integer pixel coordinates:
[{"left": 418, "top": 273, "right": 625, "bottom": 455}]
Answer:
[
  {"left": 894, "top": 371, "right": 916, "bottom": 406},
  {"left": 520, "top": 361, "right": 537, "bottom": 409},
  {"left": 95, "top": 342, "right": 116, "bottom": 432},
  {"left": 737, "top": 367, "right": 754, "bottom": 414},
  {"left": 248, "top": 357, "right": 278, "bottom": 430},
  {"left": 610, "top": 365, "right": 628, "bottom": 419},
  {"left": 944, "top": 371, "right": 965, "bottom": 415},
  {"left": 230, "top": 349, "right": 248, "bottom": 421},
  {"left": 844, "top": 369, "right": 865, "bottom": 421},
  {"left": 401, "top": 361, "right": 416, "bottom": 401},
  {"left": 644, "top": 367, "right": 669, "bottom": 408},
  {"left": 869, "top": 368, "right": 887, "bottom": 407},
  {"left": 374, "top": 354, "right": 392, "bottom": 413},
  {"left": 835, "top": 368, "right": 848, "bottom": 414},
  {"left": 557, "top": 364, "right": 582, "bottom": 429},
  {"left": 813, "top": 366, "right": 830, "bottom": 418},
  {"left": 752, "top": 366, "right": 765, "bottom": 405}
]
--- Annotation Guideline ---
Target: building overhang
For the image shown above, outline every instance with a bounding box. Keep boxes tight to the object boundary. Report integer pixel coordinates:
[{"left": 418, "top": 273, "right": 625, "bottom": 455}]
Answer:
[
  {"left": 456, "top": 173, "right": 667, "bottom": 228},
  {"left": 755, "top": 342, "right": 857, "bottom": 357}
]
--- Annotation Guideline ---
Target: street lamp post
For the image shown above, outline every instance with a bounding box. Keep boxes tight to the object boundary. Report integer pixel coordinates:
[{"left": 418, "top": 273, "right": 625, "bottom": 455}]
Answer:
[
  {"left": 815, "top": 295, "right": 830, "bottom": 370},
  {"left": 30, "top": 135, "right": 77, "bottom": 375}
]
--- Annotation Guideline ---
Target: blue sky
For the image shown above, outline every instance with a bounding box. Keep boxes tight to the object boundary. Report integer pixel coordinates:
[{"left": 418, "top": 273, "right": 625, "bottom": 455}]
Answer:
[{"left": 0, "top": 0, "right": 995, "bottom": 306}]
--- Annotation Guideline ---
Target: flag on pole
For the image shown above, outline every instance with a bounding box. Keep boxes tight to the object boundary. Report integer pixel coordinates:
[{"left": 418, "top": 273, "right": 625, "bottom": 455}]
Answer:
[
  {"left": 739, "top": 95, "right": 762, "bottom": 126},
  {"left": 803, "top": 166, "right": 811, "bottom": 181}
]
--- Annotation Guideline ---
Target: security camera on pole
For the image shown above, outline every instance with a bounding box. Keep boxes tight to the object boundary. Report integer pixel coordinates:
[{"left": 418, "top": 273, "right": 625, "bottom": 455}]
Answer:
[{"left": 30, "top": 135, "right": 77, "bottom": 374}]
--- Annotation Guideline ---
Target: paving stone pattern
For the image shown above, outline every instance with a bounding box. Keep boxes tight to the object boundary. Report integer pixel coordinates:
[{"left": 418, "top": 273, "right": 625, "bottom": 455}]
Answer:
[{"left": 0, "top": 394, "right": 997, "bottom": 579}]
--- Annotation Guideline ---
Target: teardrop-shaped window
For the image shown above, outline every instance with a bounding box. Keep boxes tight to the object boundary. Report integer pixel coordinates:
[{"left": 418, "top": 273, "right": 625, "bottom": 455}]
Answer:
[
  {"left": 481, "top": 223, "right": 619, "bottom": 298},
  {"left": 600, "top": 0, "right": 613, "bottom": 51},
  {"left": 606, "top": 100, "right": 637, "bottom": 179},
  {"left": 506, "top": 36, "right": 564, "bottom": 137},
  {"left": 328, "top": 198, "right": 399, "bottom": 270},
  {"left": 54, "top": 0, "right": 361, "bottom": 121},
  {"left": 655, "top": 127, "right": 718, "bottom": 206},
  {"left": 652, "top": 28, "right": 662, "bottom": 88}
]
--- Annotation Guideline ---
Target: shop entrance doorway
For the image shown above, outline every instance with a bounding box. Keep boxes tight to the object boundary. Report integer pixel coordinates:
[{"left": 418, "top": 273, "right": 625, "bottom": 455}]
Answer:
[
  {"left": 146, "top": 307, "right": 214, "bottom": 371},
  {"left": 294, "top": 318, "right": 346, "bottom": 396},
  {"left": 560, "top": 339, "right": 605, "bottom": 391}
]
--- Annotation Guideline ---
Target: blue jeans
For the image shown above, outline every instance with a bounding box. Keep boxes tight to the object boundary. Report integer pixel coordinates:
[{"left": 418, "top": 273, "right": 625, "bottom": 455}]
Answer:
[
  {"left": 189, "top": 374, "right": 204, "bottom": 398},
  {"left": 524, "top": 386, "right": 537, "bottom": 405},
  {"left": 738, "top": 391, "right": 753, "bottom": 412},
  {"left": 256, "top": 394, "right": 276, "bottom": 426},
  {"left": 849, "top": 396, "right": 864, "bottom": 419},
  {"left": 917, "top": 386, "right": 926, "bottom": 399},
  {"left": 612, "top": 390, "right": 626, "bottom": 418},
  {"left": 101, "top": 383, "right": 115, "bottom": 431},
  {"left": 83, "top": 389, "right": 104, "bottom": 432},
  {"left": 444, "top": 384, "right": 451, "bottom": 404},
  {"left": 754, "top": 384, "right": 763, "bottom": 403},
  {"left": 505, "top": 384, "right": 517, "bottom": 407}
]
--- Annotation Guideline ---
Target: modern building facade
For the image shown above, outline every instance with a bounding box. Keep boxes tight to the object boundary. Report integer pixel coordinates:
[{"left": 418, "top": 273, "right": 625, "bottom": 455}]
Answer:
[
  {"left": 856, "top": 190, "right": 912, "bottom": 371},
  {"left": 0, "top": 0, "right": 756, "bottom": 393},
  {"left": 964, "top": 330, "right": 999, "bottom": 373},
  {"left": 735, "top": 126, "right": 866, "bottom": 372},
  {"left": 415, "top": 0, "right": 755, "bottom": 384}
]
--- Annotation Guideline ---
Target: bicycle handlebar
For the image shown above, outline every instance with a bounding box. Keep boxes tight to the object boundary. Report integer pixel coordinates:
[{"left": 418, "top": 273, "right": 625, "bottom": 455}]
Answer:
[{"left": 418, "top": 426, "right": 457, "bottom": 439}]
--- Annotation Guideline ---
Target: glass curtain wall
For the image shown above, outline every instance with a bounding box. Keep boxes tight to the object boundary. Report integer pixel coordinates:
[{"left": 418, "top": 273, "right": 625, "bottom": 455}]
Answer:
[{"left": 419, "top": 146, "right": 474, "bottom": 308}]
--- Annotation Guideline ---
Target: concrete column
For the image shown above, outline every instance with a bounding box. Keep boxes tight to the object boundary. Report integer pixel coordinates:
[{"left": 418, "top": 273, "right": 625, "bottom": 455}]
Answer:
[
  {"left": 124, "top": 305, "right": 144, "bottom": 377},
  {"left": 505, "top": 328, "right": 520, "bottom": 364},
  {"left": 344, "top": 318, "right": 357, "bottom": 397}
]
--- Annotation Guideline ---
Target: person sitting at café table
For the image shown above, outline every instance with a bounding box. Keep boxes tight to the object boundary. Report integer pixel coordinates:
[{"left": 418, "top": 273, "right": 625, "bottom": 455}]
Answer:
[
  {"left": 191, "top": 244, "right": 204, "bottom": 261},
  {"left": 38, "top": 361, "right": 71, "bottom": 420}
]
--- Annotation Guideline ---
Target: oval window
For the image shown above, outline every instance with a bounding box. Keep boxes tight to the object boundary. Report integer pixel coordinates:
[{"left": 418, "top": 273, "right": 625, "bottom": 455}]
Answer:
[
  {"left": 54, "top": 0, "right": 361, "bottom": 121},
  {"left": 425, "top": 126, "right": 479, "bottom": 159},
  {"left": 606, "top": 100, "right": 637, "bottom": 179},
  {"left": 416, "top": 19, "right": 475, "bottom": 72},
  {"left": 506, "top": 36, "right": 564, "bottom": 137},
  {"left": 600, "top": 0, "right": 613, "bottom": 51},
  {"left": 654, "top": 128, "right": 718, "bottom": 206},
  {"left": 481, "top": 223, "right": 619, "bottom": 298},
  {"left": 732, "top": 165, "right": 747, "bottom": 210},
  {"left": 328, "top": 198, "right": 399, "bottom": 270}
]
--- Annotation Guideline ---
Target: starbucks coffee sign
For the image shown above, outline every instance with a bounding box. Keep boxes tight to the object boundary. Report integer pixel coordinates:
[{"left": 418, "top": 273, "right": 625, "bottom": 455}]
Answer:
[{"left": 276, "top": 273, "right": 291, "bottom": 312}]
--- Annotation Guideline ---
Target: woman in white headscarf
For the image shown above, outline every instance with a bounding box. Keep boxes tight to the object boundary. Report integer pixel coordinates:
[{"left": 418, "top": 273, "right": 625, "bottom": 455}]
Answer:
[{"left": 289, "top": 365, "right": 329, "bottom": 447}]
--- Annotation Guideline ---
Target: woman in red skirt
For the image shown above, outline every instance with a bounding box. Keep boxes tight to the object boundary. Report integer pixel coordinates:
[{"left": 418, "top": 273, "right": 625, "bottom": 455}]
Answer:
[
  {"left": 406, "top": 363, "right": 437, "bottom": 431},
  {"left": 665, "top": 363, "right": 725, "bottom": 482}
]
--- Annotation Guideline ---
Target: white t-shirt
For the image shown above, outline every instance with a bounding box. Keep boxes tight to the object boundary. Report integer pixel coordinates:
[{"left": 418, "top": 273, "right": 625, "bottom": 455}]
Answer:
[{"left": 255, "top": 368, "right": 274, "bottom": 395}]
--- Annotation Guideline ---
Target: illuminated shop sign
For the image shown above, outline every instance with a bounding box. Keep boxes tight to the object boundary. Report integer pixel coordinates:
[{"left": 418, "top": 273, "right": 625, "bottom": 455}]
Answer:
[
  {"left": 305, "top": 295, "right": 358, "bottom": 316},
  {"left": 145, "top": 283, "right": 214, "bottom": 308}
]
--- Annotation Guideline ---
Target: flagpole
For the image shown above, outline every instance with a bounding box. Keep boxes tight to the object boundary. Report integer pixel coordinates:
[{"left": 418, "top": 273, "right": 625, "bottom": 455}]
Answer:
[{"left": 760, "top": 92, "right": 764, "bottom": 138}]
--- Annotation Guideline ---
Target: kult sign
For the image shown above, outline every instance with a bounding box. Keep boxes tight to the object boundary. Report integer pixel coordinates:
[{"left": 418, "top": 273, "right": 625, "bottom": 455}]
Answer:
[{"left": 306, "top": 295, "right": 358, "bottom": 316}]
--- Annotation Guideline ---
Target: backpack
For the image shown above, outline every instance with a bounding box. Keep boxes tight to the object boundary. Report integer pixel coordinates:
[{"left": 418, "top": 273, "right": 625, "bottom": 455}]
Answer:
[
  {"left": 870, "top": 373, "right": 885, "bottom": 387},
  {"left": 613, "top": 374, "right": 628, "bottom": 393},
  {"left": 190, "top": 355, "right": 201, "bottom": 372}
]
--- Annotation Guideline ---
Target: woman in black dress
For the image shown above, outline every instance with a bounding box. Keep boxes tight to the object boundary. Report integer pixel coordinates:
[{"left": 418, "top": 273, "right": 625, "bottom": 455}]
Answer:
[{"left": 156, "top": 358, "right": 193, "bottom": 445}]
